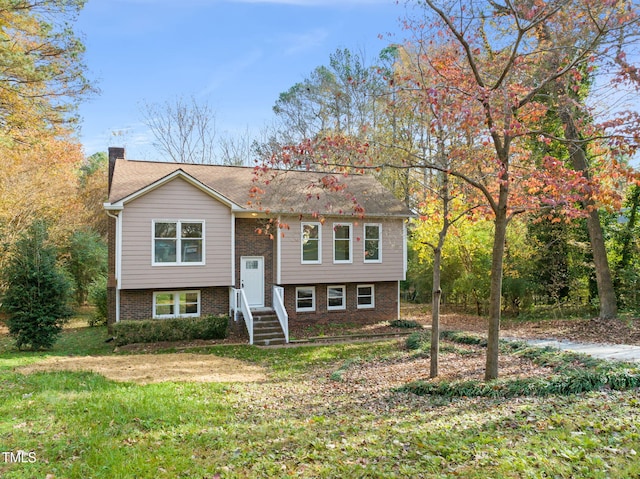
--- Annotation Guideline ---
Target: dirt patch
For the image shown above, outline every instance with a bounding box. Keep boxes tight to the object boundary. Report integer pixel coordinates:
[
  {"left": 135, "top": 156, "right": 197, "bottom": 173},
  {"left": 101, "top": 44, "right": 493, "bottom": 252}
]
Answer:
[{"left": 17, "top": 353, "right": 267, "bottom": 385}]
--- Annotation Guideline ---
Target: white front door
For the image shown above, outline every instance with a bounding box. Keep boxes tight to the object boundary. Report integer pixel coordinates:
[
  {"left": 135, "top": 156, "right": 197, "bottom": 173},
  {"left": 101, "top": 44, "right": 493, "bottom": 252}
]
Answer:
[{"left": 241, "top": 256, "right": 264, "bottom": 308}]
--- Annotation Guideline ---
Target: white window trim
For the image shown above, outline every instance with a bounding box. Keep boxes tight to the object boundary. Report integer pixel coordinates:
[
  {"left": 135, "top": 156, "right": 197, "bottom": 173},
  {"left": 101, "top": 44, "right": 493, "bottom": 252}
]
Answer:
[
  {"left": 357, "top": 284, "right": 375, "bottom": 309},
  {"left": 152, "top": 220, "right": 205, "bottom": 266},
  {"left": 153, "top": 290, "right": 201, "bottom": 319},
  {"left": 364, "top": 223, "right": 382, "bottom": 263},
  {"left": 333, "top": 223, "right": 352, "bottom": 264},
  {"left": 301, "top": 222, "right": 322, "bottom": 264},
  {"left": 327, "top": 284, "right": 346, "bottom": 311},
  {"left": 295, "top": 286, "right": 316, "bottom": 312}
]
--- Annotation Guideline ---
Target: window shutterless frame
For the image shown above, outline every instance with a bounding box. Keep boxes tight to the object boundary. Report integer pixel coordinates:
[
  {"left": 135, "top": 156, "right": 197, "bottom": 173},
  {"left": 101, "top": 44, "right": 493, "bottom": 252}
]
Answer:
[
  {"left": 357, "top": 284, "right": 375, "bottom": 309},
  {"left": 301, "top": 222, "right": 322, "bottom": 264},
  {"left": 152, "top": 220, "right": 205, "bottom": 266},
  {"left": 333, "top": 223, "right": 352, "bottom": 264},
  {"left": 295, "top": 286, "right": 316, "bottom": 312},
  {"left": 363, "top": 223, "right": 382, "bottom": 263},
  {"left": 327, "top": 284, "right": 346, "bottom": 310},
  {"left": 153, "top": 290, "right": 201, "bottom": 318}
]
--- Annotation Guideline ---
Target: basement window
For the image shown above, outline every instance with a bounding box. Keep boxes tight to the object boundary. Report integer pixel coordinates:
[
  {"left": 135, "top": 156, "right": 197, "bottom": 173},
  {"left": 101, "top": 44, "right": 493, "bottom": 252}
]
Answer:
[
  {"left": 153, "top": 290, "right": 201, "bottom": 318},
  {"left": 327, "top": 285, "right": 346, "bottom": 310},
  {"left": 357, "top": 284, "right": 375, "bottom": 309},
  {"left": 296, "top": 287, "right": 316, "bottom": 312}
]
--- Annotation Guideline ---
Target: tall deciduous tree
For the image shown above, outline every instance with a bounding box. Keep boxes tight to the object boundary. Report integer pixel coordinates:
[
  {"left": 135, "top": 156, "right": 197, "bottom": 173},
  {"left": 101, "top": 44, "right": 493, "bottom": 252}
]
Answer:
[
  {"left": 63, "top": 228, "right": 107, "bottom": 305},
  {"left": 0, "top": 0, "right": 92, "bottom": 140},
  {"left": 387, "top": 44, "right": 485, "bottom": 377},
  {"left": 273, "top": 48, "right": 383, "bottom": 143},
  {"left": 0, "top": 136, "right": 86, "bottom": 266},
  {"left": 612, "top": 184, "right": 640, "bottom": 308},
  {"left": 399, "top": 0, "right": 639, "bottom": 379},
  {"left": 141, "top": 96, "right": 217, "bottom": 164},
  {"left": 0, "top": 0, "right": 91, "bottom": 256},
  {"left": 78, "top": 151, "right": 109, "bottom": 236}
]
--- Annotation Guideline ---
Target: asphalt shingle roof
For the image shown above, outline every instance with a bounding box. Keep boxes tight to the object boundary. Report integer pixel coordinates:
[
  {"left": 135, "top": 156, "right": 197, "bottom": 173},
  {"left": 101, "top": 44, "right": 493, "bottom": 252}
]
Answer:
[{"left": 107, "top": 159, "right": 412, "bottom": 218}]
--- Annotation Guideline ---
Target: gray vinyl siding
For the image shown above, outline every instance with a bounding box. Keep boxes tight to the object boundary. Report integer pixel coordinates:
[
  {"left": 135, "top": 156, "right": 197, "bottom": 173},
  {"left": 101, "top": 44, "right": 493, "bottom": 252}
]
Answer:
[
  {"left": 279, "top": 216, "right": 405, "bottom": 284},
  {"left": 120, "top": 177, "right": 233, "bottom": 289}
]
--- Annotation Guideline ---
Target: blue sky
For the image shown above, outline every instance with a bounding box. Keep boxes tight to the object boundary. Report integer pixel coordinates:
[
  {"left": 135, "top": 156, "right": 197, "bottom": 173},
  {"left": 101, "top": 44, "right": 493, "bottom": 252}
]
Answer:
[{"left": 76, "top": 0, "right": 411, "bottom": 159}]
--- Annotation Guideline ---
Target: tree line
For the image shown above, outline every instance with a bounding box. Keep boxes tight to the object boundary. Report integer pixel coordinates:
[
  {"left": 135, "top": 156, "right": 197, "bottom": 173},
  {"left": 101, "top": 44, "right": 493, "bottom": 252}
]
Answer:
[{"left": 0, "top": 1, "right": 106, "bottom": 349}]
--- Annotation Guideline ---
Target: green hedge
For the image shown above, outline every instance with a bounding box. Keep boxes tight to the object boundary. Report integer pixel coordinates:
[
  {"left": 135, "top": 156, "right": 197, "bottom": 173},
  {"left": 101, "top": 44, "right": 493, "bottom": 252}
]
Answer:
[
  {"left": 399, "top": 368, "right": 640, "bottom": 398},
  {"left": 406, "top": 331, "right": 430, "bottom": 350},
  {"left": 390, "top": 319, "right": 422, "bottom": 329},
  {"left": 113, "top": 315, "right": 228, "bottom": 346}
]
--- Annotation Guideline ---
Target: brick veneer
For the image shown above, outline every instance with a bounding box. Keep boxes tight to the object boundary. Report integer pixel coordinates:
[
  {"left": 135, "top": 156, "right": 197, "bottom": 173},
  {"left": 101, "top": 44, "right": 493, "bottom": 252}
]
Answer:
[
  {"left": 119, "top": 286, "right": 229, "bottom": 321},
  {"left": 234, "top": 218, "right": 275, "bottom": 307},
  {"left": 282, "top": 281, "right": 398, "bottom": 325}
]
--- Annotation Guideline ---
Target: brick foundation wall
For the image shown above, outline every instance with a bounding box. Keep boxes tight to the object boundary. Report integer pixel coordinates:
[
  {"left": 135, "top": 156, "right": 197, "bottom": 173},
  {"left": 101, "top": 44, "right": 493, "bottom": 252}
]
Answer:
[
  {"left": 283, "top": 281, "right": 398, "bottom": 325},
  {"left": 119, "top": 286, "right": 230, "bottom": 321},
  {"left": 235, "top": 218, "right": 275, "bottom": 306}
]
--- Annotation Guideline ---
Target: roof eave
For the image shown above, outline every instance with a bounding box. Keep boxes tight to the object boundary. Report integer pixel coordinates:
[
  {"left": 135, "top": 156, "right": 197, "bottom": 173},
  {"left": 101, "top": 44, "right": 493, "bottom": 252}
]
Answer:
[
  {"left": 263, "top": 209, "right": 414, "bottom": 219},
  {"left": 103, "top": 203, "right": 124, "bottom": 211}
]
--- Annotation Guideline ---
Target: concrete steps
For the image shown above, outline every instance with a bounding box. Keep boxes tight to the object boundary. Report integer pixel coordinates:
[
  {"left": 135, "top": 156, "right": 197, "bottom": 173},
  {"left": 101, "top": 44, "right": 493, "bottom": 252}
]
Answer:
[{"left": 252, "top": 311, "right": 286, "bottom": 346}]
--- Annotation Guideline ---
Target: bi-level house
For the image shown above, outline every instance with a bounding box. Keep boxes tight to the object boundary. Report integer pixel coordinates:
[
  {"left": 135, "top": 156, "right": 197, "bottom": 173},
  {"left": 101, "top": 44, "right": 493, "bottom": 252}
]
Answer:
[{"left": 104, "top": 147, "right": 412, "bottom": 345}]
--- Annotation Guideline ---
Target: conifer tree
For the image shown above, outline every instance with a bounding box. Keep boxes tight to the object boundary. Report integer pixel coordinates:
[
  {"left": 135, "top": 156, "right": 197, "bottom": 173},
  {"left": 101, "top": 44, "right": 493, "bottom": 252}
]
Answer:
[{"left": 2, "top": 220, "right": 71, "bottom": 350}]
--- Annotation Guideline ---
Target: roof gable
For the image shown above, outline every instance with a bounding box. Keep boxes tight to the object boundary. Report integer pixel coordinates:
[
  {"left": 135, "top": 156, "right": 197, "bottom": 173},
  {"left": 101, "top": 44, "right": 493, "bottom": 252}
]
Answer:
[{"left": 107, "top": 167, "right": 242, "bottom": 210}]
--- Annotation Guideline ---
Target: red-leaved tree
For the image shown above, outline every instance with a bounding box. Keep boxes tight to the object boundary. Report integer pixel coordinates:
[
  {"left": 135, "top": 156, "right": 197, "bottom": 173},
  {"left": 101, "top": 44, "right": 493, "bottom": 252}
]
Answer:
[{"left": 254, "top": 0, "right": 640, "bottom": 380}]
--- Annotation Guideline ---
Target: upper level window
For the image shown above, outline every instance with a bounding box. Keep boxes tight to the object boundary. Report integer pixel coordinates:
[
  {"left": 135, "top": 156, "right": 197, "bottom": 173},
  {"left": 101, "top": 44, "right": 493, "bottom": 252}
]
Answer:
[
  {"left": 364, "top": 224, "right": 381, "bottom": 263},
  {"left": 153, "top": 290, "right": 200, "bottom": 318},
  {"left": 333, "top": 223, "right": 352, "bottom": 263},
  {"left": 153, "top": 220, "right": 204, "bottom": 265},
  {"left": 301, "top": 222, "right": 321, "bottom": 264}
]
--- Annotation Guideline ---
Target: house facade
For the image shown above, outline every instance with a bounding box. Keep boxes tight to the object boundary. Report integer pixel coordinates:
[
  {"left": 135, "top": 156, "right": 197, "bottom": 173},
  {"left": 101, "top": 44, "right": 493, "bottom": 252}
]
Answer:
[{"left": 104, "top": 147, "right": 412, "bottom": 343}]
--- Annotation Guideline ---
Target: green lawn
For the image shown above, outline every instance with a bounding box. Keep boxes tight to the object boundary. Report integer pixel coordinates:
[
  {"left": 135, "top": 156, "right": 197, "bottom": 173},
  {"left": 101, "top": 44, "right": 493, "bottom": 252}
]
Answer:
[{"left": 1, "top": 326, "right": 639, "bottom": 478}]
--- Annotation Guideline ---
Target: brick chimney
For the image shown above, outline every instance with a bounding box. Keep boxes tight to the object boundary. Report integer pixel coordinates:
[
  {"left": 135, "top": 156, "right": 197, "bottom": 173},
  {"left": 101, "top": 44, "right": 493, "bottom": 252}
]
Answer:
[
  {"left": 108, "top": 147, "right": 125, "bottom": 195},
  {"left": 106, "top": 147, "right": 125, "bottom": 329}
]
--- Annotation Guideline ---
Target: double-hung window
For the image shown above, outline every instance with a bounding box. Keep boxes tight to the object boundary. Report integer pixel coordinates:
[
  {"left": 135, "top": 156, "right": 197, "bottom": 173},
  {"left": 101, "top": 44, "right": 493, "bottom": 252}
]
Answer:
[
  {"left": 153, "top": 291, "right": 201, "bottom": 318},
  {"left": 301, "top": 222, "right": 321, "bottom": 264},
  {"left": 153, "top": 220, "right": 204, "bottom": 265},
  {"left": 296, "top": 287, "right": 316, "bottom": 312},
  {"left": 357, "top": 284, "right": 375, "bottom": 309},
  {"left": 327, "top": 285, "right": 346, "bottom": 310},
  {"left": 364, "top": 224, "right": 381, "bottom": 263},
  {"left": 333, "top": 223, "right": 352, "bottom": 263}
]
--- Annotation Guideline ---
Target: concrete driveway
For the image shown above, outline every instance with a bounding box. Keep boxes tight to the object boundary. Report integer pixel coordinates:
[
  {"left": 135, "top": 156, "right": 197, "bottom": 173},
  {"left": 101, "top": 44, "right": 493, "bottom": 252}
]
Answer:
[{"left": 520, "top": 339, "right": 640, "bottom": 363}]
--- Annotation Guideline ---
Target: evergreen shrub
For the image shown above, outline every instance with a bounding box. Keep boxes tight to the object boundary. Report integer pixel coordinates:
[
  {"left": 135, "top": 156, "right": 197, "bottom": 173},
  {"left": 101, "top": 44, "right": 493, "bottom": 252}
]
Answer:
[{"left": 113, "top": 315, "right": 228, "bottom": 346}]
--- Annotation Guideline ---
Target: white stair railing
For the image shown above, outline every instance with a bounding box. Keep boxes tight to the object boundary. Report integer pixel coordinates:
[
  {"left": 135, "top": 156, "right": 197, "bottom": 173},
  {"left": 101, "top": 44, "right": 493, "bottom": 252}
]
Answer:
[
  {"left": 273, "top": 285, "right": 289, "bottom": 343},
  {"left": 231, "top": 287, "right": 254, "bottom": 345}
]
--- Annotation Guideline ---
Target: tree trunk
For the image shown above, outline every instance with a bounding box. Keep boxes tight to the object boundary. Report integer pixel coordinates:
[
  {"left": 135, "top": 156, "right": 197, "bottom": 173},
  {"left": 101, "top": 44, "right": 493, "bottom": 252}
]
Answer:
[
  {"left": 560, "top": 108, "right": 617, "bottom": 319},
  {"left": 485, "top": 183, "right": 509, "bottom": 381},
  {"left": 430, "top": 166, "right": 450, "bottom": 378},
  {"left": 585, "top": 210, "right": 618, "bottom": 318},
  {"left": 430, "top": 247, "right": 442, "bottom": 378}
]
